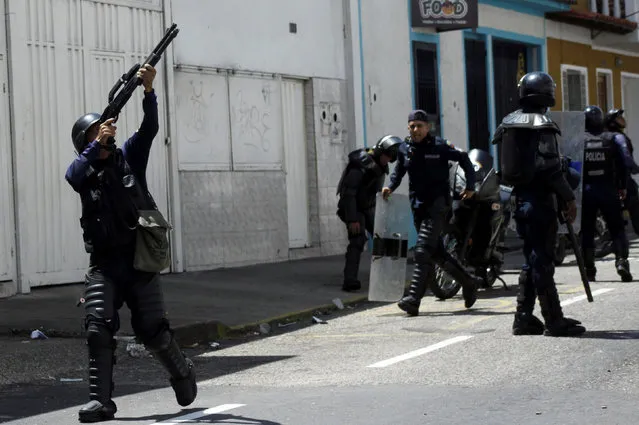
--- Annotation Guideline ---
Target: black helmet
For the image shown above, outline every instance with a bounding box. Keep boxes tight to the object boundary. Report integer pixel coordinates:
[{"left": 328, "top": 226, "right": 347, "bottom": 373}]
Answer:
[
  {"left": 584, "top": 105, "right": 604, "bottom": 134},
  {"left": 517, "top": 71, "right": 556, "bottom": 108},
  {"left": 373, "top": 135, "right": 403, "bottom": 162},
  {"left": 604, "top": 108, "right": 625, "bottom": 131},
  {"left": 71, "top": 112, "right": 101, "bottom": 153}
]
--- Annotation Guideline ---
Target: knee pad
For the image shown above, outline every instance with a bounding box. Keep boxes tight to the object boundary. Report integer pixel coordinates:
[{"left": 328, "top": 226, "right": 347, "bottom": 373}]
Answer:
[
  {"left": 138, "top": 318, "right": 172, "bottom": 352},
  {"left": 414, "top": 244, "right": 436, "bottom": 265},
  {"left": 86, "top": 320, "right": 115, "bottom": 349}
]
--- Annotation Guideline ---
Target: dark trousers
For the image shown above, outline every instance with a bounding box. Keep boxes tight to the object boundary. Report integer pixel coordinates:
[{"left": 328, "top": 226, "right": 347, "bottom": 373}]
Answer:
[
  {"left": 581, "top": 183, "right": 628, "bottom": 270},
  {"left": 82, "top": 252, "right": 189, "bottom": 404},
  {"left": 342, "top": 209, "right": 374, "bottom": 284},
  {"left": 514, "top": 195, "right": 559, "bottom": 313},
  {"left": 624, "top": 177, "right": 639, "bottom": 236},
  {"left": 405, "top": 196, "right": 472, "bottom": 302}
]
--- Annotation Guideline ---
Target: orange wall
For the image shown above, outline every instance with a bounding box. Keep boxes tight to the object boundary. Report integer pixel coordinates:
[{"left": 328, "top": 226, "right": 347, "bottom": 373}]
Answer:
[
  {"left": 573, "top": 0, "right": 590, "bottom": 12},
  {"left": 547, "top": 37, "right": 639, "bottom": 111}
]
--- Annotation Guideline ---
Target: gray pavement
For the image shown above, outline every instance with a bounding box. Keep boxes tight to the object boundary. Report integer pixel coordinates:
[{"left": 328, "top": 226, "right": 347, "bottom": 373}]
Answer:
[{"left": 1, "top": 240, "right": 638, "bottom": 424}]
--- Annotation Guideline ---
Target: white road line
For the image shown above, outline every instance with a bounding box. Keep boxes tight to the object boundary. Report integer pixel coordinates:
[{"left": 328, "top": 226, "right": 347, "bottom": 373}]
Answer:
[
  {"left": 366, "top": 335, "right": 473, "bottom": 368},
  {"left": 560, "top": 288, "right": 615, "bottom": 307},
  {"left": 157, "top": 403, "right": 246, "bottom": 424}
]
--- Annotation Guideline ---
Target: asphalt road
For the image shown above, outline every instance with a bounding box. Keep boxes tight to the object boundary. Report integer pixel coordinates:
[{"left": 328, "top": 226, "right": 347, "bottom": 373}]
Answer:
[{"left": 2, "top": 249, "right": 639, "bottom": 425}]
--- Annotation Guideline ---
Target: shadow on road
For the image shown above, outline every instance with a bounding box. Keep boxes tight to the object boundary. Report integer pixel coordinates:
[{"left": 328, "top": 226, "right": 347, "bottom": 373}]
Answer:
[
  {"left": 118, "top": 411, "right": 282, "bottom": 424},
  {"left": 578, "top": 330, "right": 639, "bottom": 340},
  {"left": 0, "top": 355, "right": 293, "bottom": 424}
]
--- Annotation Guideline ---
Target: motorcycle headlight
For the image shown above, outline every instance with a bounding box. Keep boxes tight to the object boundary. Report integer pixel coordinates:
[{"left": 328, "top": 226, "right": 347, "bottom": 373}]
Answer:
[{"left": 491, "top": 202, "right": 501, "bottom": 211}]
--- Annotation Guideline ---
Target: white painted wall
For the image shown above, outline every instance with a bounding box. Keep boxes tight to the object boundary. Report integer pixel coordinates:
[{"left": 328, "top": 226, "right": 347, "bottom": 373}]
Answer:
[
  {"left": 171, "top": 0, "right": 346, "bottom": 80},
  {"left": 479, "top": 4, "right": 545, "bottom": 37},
  {"left": 546, "top": 19, "right": 639, "bottom": 56},
  {"left": 360, "top": 0, "right": 413, "bottom": 148}
]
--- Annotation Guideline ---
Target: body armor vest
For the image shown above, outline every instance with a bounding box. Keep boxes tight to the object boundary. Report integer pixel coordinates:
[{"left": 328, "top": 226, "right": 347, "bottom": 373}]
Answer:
[
  {"left": 336, "top": 149, "right": 386, "bottom": 212},
  {"left": 583, "top": 132, "right": 616, "bottom": 185},
  {"left": 79, "top": 150, "right": 153, "bottom": 254}
]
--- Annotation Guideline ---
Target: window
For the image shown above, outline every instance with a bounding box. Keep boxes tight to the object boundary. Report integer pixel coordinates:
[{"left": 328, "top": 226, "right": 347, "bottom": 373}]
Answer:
[
  {"left": 596, "top": 68, "right": 614, "bottom": 112},
  {"left": 561, "top": 65, "right": 589, "bottom": 111}
]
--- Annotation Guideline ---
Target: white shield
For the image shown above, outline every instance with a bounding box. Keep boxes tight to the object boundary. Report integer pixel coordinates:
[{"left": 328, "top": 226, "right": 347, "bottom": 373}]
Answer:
[
  {"left": 548, "top": 111, "right": 585, "bottom": 234},
  {"left": 368, "top": 192, "right": 412, "bottom": 302}
]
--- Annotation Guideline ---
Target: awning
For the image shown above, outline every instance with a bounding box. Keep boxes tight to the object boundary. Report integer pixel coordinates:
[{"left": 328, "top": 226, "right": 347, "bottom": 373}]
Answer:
[{"left": 546, "top": 9, "right": 638, "bottom": 34}]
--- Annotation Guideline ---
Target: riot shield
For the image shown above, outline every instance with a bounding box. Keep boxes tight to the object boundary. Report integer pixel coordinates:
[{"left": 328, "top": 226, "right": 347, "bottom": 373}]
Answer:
[
  {"left": 368, "top": 192, "right": 412, "bottom": 302},
  {"left": 548, "top": 111, "right": 585, "bottom": 234}
]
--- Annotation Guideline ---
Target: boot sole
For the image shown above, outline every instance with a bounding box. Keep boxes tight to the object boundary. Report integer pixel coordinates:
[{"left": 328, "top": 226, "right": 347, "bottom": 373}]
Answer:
[
  {"left": 618, "top": 270, "right": 633, "bottom": 282},
  {"left": 78, "top": 410, "right": 115, "bottom": 423},
  {"left": 397, "top": 301, "right": 419, "bottom": 316},
  {"left": 512, "top": 328, "right": 544, "bottom": 336},
  {"left": 543, "top": 328, "right": 586, "bottom": 337}
]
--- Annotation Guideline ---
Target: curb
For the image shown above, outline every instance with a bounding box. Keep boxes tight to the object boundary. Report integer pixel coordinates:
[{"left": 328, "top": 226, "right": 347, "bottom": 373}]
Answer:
[
  {"left": 173, "top": 294, "right": 372, "bottom": 347},
  {"left": 0, "top": 295, "right": 374, "bottom": 346}
]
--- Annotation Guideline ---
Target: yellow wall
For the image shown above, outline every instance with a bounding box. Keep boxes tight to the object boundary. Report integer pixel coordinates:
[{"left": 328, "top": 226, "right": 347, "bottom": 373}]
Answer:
[
  {"left": 573, "top": 0, "right": 590, "bottom": 12},
  {"left": 547, "top": 37, "right": 639, "bottom": 111}
]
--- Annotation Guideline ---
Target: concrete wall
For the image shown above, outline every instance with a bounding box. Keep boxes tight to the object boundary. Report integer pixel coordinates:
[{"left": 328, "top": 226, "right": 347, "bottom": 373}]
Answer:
[
  {"left": 171, "top": 0, "right": 345, "bottom": 79},
  {"left": 171, "top": 1, "right": 350, "bottom": 270}
]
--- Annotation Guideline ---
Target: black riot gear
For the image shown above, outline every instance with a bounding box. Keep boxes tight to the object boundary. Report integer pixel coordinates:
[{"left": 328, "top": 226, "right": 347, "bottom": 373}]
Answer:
[
  {"left": 517, "top": 71, "right": 556, "bottom": 108},
  {"left": 72, "top": 112, "right": 102, "bottom": 154},
  {"left": 583, "top": 132, "right": 620, "bottom": 187},
  {"left": 336, "top": 147, "right": 388, "bottom": 291},
  {"left": 605, "top": 108, "right": 626, "bottom": 132},
  {"left": 584, "top": 105, "right": 604, "bottom": 134},
  {"left": 372, "top": 135, "right": 403, "bottom": 162}
]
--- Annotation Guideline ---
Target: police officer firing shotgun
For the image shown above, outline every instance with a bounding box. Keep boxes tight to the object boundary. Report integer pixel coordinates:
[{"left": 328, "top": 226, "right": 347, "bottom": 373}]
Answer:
[
  {"left": 492, "top": 71, "right": 585, "bottom": 337},
  {"left": 65, "top": 64, "right": 197, "bottom": 422},
  {"left": 337, "top": 135, "right": 403, "bottom": 292},
  {"left": 581, "top": 106, "right": 631, "bottom": 282},
  {"left": 382, "top": 110, "right": 482, "bottom": 316}
]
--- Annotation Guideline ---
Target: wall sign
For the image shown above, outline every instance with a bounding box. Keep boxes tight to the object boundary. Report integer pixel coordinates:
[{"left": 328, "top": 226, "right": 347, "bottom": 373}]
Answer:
[{"left": 411, "top": 0, "right": 478, "bottom": 31}]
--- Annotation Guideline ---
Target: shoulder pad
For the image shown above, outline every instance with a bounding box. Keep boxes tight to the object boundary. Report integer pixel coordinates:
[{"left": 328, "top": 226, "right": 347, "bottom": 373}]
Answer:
[
  {"left": 500, "top": 110, "right": 561, "bottom": 134},
  {"left": 491, "top": 125, "right": 505, "bottom": 145},
  {"left": 348, "top": 148, "right": 375, "bottom": 170}
]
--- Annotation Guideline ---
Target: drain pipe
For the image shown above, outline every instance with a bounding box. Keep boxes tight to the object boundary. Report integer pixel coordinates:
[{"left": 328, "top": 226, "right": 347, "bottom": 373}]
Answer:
[{"left": 4, "top": 0, "right": 25, "bottom": 295}]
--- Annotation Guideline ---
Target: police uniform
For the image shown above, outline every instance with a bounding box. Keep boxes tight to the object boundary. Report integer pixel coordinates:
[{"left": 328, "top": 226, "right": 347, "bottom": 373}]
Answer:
[
  {"left": 581, "top": 106, "right": 631, "bottom": 282},
  {"left": 605, "top": 109, "right": 639, "bottom": 236},
  {"left": 66, "top": 90, "right": 197, "bottom": 423},
  {"left": 387, "top": 110, "right": 481, "bottom": 316},
  {"left": 492, "top": 71, "right": 585, "bottom": 337},
  {"left": 337, "top": 150, "right": 387, "bottom": 290}
]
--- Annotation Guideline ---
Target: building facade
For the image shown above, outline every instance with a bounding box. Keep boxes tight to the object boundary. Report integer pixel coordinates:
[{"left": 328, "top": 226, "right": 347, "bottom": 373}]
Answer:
[{"left": 545, "top": 0, "right": 639, "bottom": 153}]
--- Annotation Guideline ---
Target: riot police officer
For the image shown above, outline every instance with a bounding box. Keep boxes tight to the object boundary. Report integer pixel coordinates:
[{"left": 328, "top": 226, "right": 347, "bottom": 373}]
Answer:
[
  {"left": 492, "top": 72, "right": 585, "bottom": 337},
  {"left": 382, "top": 110, "right": 481, "bottom": 316},
  {"left": 337, "top": 135, "right": 403, "bottom": 291},
  {"left": 581, "top": 106, "right": 632, "bottom": 282},
  {"left": 65, "top": 65, "right": 197, "bottom": 422},
  {"left": 605, "top": 108, "right": 639, "bottom": 236}
]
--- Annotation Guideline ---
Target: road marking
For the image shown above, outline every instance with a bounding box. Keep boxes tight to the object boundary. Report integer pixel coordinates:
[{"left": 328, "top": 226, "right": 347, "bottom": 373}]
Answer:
[
  {"left": 560, "top": 288, "right": 615, "bottom": 307},
  {"left": 157, "top": 404, "right": 246, "bottom": 424},
  {"left": 366, "top": 335, "right": 473, "bottom": 368}
]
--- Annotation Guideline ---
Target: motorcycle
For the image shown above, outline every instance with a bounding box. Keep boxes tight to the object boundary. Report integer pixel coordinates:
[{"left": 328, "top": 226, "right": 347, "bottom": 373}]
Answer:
[{"left": 430, "top": 149, "right": 511, "bottom": 300}]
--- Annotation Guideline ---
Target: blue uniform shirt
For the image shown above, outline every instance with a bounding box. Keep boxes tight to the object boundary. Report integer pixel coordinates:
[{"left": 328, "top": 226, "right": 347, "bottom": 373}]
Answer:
[
  {"left": 613, "top": 133, "right": 639, "bottom": 175},
  {"left": 65, "top": 90, "right": 160, "bottom": 193},
  {"left": 389, "top": 134, "right": 476, "bottom": 209}
]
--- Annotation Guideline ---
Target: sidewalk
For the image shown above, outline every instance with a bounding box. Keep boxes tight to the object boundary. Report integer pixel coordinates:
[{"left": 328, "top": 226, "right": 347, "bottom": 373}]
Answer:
[
  {"left": 0, "top": 234, "right": 526, "bottom": 347},
  {"left": 0, "top": 254, "right": 375, "bottom": 346}
]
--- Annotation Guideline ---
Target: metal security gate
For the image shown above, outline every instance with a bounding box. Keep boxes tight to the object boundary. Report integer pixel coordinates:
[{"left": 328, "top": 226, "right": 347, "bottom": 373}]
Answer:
[{"left": 6, "top": 0, "right": 169, "bottom": 290}]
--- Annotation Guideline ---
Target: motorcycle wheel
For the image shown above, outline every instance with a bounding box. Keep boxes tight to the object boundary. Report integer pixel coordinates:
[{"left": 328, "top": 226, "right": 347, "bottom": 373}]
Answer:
[
  {"left": 553, "top": 236, "right": 567, "bottom": 266},
  {"left": 431, "top": 234, "right": 463, "bottom": 300}
]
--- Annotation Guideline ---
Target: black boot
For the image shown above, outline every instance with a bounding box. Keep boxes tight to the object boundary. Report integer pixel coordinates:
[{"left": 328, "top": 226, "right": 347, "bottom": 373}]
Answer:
[
  {"left": 584, "top": 248, "right": 597, "bottom": 282},
  {"left": 79, "top": 336, "right": 117, "bottom": 423},
  {"left": 343, "top": 235, "right": 365, "bottom": 291},
  {"left": 512, "top": 268, "right": 544, "bottom": 335},
  {"left": 398, "top": 262, "right": 434, "bottom": 316},
  {"left": 538, "top": 286, "right": 586, "bottom": 337},
  {"left": 150, "top": 332, "right": 197, "bottom": 407},
  {"left": 616, "top": 258, "right": 633, "bottom": 282},
  {"left": 438, "top": 258, "right": 479, "bottom": 308}
]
